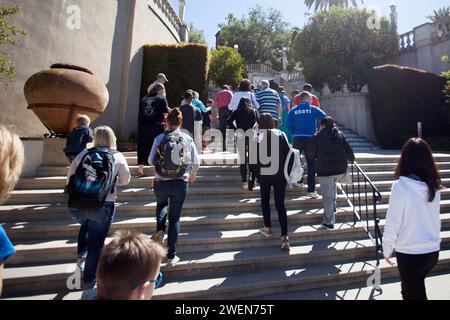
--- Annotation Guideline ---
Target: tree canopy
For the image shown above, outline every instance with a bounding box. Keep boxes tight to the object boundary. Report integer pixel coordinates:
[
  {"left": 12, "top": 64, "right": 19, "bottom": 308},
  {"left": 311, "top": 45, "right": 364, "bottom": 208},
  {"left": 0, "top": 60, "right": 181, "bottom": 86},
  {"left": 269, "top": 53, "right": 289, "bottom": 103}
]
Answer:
[
  {"left": 0, "top": 5, "right": 25, "bottom": 84},
  {"left": 217, "top": 5, "right": 292, "bottom": 71},
  {"left": 208, "top": 46, "right": 247, "bottom": 89},
  {"left": 292, "top": 7, "right": 398, "bottom": 93},
  {"left": 305, "top": 0, "right": 365, "bottom": 12},
  {"left": 188, "top": 23, "right": 207, "bottom": 45}
]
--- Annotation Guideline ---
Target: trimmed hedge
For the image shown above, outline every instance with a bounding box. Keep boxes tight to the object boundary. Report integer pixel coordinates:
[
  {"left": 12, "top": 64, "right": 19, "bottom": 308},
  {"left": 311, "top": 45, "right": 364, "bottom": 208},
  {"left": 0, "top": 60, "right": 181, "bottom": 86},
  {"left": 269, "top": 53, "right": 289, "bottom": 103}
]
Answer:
[
  {"left": 368, "top": 65, "right": 448, "bottom": 149},
  {"left": 141, "top": 44, "right": 209, "bottom": 107}
]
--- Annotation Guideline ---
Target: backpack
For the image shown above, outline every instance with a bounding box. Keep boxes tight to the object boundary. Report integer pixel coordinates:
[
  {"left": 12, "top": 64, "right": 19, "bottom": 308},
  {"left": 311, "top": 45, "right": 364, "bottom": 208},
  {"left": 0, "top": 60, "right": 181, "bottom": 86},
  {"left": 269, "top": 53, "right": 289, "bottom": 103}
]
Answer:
[
  {"left": 154, "top": 131, "right": 189, "bottom": 179},
  {"left": 284, "top": 147, "right": 304, "bottom": 189},
  {"left": 67, "top": 148, "right": 117, "bottom": 211}
]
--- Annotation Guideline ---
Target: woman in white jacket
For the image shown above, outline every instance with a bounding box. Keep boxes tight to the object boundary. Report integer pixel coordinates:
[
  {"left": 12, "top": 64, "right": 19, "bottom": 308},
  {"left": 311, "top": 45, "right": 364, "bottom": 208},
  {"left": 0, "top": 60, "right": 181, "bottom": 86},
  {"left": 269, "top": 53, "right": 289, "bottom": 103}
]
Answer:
[
  {"left": 383, "top": 138, "right": 442, "bottom": 300},
  {"left": 228, "top": 79, "right": 260, "bottom": 112}
]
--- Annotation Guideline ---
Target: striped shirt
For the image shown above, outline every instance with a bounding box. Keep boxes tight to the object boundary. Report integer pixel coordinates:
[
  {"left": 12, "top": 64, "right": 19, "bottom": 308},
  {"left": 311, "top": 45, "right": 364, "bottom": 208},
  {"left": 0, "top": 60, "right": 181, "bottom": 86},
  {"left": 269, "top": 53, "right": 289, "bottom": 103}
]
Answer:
[{"left": 256, "top": 88, "right": 281, "bottom": 120}]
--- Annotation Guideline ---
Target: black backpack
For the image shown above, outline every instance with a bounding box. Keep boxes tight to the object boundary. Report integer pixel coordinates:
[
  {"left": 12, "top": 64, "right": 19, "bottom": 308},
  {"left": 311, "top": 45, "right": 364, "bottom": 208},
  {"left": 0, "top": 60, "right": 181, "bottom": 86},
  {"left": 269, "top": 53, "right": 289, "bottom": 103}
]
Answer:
[
  {"left": 67, "top": 148, "right": 117, "bottom": 211},
  {"left": 154, "top": 131, "right": 189, "bottom": 179}
]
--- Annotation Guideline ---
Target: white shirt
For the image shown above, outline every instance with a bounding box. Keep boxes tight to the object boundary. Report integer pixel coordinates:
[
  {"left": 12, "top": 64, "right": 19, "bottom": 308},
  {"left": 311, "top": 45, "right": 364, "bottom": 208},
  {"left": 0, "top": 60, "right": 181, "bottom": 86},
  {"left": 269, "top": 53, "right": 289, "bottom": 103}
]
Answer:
[
  {"left": 383, "top": 176, "right": 441, "bottom": 258},
  {"left": 228, "top": 91, "right": 260, "bottom": 111},
  {"left": 67, "top": 149, "right": 131, "bottom": 203}
]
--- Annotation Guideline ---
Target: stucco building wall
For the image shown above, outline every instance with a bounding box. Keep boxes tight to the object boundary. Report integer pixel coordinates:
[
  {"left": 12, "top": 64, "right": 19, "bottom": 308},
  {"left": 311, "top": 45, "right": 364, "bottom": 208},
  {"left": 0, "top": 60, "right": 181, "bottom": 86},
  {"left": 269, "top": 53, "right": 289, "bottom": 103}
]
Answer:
[{"left": 0, "top": 0, "right": 180, "bottom": 138}]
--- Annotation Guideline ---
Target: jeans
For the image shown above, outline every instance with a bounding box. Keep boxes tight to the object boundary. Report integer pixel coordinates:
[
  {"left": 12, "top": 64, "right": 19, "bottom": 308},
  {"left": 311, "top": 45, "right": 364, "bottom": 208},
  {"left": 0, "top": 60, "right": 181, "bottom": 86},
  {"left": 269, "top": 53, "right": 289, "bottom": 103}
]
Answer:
[
  {"left": 396, "top": 251, "right": 439, "bottom": 300},
  {"left": 68, "top": 202, "right": 116, "bottom": 289},
  {"left": 154, "top": 179, "right": 189, "bottom": 259},
  {"left": 319, "top": 174, "right": 345, "bottom": 226},
  {"left": 260, "top": 179, "right": 288, "bottom": 236},
  {"left": 293, "top": 136, "right": 316, "bottom": 192},
  {"left": 219, "top": 107, "right": 231, "bottom": 151}
]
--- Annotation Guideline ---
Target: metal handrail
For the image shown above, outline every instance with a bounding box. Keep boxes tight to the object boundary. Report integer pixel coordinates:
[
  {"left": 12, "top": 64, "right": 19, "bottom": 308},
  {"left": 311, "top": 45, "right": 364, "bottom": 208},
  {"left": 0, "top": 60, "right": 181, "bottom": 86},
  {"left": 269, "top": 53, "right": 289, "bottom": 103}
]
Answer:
[{"left": 338, "top": 161, "right": 384, "bottom": 265}]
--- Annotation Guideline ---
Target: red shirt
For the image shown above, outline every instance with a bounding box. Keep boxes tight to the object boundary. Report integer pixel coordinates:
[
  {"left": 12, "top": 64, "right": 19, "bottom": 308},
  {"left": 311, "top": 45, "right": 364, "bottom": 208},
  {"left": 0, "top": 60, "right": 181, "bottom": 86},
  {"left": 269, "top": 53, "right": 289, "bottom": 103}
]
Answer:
[
  {"left": 215, "top": 90, "right": 234, "bottom": 108},
  {"left": 293, "top": 94, "right": 321, "bottom": 109}
]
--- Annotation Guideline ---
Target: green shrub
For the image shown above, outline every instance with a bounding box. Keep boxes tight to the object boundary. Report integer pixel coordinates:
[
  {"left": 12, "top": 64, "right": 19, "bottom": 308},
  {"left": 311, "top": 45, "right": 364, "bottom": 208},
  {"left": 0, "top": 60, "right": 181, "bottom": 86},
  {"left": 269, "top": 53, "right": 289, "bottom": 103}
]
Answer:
[
  {"left": 368, "top": 64, "right": 447, "bottom": 149},
  {"left": 427, "top": 135, "right": 450, "bottom": 152},
  {"left": 141, "top": 44, "right": 209, "bottom": 107},
  {"left": 209, "top": 46, "right": 247, "bottom": 89}
]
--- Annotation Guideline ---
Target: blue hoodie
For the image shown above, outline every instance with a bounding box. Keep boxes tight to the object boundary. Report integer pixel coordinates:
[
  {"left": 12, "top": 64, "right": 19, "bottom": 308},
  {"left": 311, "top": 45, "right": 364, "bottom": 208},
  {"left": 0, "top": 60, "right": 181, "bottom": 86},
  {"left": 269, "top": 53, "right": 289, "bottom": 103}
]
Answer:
[{"left": 287, "top": 102, "right": 327, "bottom": 137}]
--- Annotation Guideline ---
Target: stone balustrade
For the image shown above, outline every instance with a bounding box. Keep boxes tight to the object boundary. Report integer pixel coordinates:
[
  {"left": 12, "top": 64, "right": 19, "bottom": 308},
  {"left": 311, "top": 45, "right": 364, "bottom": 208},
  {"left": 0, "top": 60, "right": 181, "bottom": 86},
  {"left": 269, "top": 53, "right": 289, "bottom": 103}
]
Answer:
[
  {"left": 399, "top": 30, "right": 415, "bottom": 51},
  {"left": 148, "top": 0, "right": 183, "bottom": 33}
]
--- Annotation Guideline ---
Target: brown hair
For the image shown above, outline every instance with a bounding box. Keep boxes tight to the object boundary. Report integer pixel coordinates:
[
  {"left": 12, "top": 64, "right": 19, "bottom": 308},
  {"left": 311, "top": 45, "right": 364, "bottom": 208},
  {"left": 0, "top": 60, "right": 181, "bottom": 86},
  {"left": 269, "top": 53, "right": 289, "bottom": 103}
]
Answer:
[
  {"left": 97, "top": 230, "right": 167, "bottom": 300},
  {"left": 257, "top": 113, "right": 275, "bottom": 130},
  {"left": 167, "top": 107, "right": 182, "bottom": 127},
  {"left": 238, "top": 79, "right": 252, "bottom": 92},
  {"left": 0, "top": 126, "right": 24, "bottom": 203},
  {"left": 394, "top": 138, "right": 442, "bottom": 202}
]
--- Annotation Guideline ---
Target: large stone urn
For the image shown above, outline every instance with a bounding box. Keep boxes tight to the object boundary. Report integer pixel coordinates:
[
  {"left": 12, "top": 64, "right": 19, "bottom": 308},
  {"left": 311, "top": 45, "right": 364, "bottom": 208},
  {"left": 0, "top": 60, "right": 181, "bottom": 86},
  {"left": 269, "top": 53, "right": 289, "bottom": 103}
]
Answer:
[{"left": 24, "top": 64, "right": 109, "bottom": 136}]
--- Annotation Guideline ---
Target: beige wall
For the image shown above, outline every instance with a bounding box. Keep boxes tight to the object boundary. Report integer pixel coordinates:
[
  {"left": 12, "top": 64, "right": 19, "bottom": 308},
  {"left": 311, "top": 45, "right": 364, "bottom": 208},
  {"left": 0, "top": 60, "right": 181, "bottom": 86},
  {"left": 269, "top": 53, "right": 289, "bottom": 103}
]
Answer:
[
  {"left": 124, "top": 0, "right": 181, "bottom": 137},
  {"left": 320, "top": 93, "right": 377, "bottom": 144},
  {"left": 0, "top": 0, "right": 179, "bottom": 138},
  {"left": 391, "top": 23, "right": 450, "bottom": 76}
]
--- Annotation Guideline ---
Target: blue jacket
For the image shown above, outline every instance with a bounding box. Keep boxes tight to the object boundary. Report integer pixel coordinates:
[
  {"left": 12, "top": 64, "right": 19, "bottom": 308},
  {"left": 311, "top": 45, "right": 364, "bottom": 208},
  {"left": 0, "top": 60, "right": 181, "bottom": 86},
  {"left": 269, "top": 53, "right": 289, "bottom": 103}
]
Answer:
[{"left": 287, "top": 102, "right": 327, "bottom": 137}]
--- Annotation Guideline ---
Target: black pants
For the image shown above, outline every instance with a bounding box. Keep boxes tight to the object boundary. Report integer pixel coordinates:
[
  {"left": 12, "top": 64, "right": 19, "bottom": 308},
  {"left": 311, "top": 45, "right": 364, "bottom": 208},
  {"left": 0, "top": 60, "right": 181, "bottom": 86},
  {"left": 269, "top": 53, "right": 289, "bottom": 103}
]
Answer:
[
  {"left": 293, "top": 136, "right": 316, "bottom": 192},
  {"left": 219, "top": 108, "right": 231, "bottom": 151},
  {"left": 237, "top": 137, "right": 256, "bottom": 183},
  {"left": 260, "top": 179, "right": 288, "bottom": 236},
  {"left": 396, "top": 251, "right": 439, "bottom": 300},
  {"left": 137, "top": 124, "right": 165, "bottom": 166}
]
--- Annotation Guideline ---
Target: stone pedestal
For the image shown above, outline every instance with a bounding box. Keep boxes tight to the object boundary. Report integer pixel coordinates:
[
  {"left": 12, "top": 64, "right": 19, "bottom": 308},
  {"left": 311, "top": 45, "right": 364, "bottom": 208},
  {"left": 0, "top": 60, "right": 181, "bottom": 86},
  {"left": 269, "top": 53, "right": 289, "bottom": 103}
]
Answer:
[
  {"left": 42, "top": 138, "right": 69, "bottom": 166},
  {"left": 320, "top": 92, "right": 377, "bottom": 144}
]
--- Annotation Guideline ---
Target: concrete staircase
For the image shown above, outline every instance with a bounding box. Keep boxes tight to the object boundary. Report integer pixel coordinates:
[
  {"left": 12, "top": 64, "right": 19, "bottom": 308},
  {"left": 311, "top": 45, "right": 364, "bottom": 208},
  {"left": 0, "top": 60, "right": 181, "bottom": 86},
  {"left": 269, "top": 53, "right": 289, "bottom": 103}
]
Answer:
[
  {"left": 2, "top": 152, "right": 450, "bottom": 300},
  {"left": 338, "top": 127, "right": 380, "bottom": 152}
]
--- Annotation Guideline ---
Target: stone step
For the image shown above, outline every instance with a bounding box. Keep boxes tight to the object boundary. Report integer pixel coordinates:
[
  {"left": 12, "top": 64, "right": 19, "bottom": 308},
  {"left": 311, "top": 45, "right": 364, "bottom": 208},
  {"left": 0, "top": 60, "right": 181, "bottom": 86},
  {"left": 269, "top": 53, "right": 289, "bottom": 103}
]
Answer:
[
  {"left": 1, "top": 195, "right": 450, "bottom": 229},
  {"left": 23, "top": 162, "right": 450, "bottom": 188},
  {"left": 7, "top": 213, "right": 450, "bottom": 266},
  {"left": 15, "top": 175, "right": 450, "bottom": 201},
  {"left": 4, "top": 247, "right": 450, "bottom": 300},
  {"left": 2, "top": 191, "right": 450, "bottom": 230},
  {"left": 5, "top": 210, "right": 450, "bottom": 255},
  {"left": 5, "top": 184, "right": 450, "bottom": 207}
]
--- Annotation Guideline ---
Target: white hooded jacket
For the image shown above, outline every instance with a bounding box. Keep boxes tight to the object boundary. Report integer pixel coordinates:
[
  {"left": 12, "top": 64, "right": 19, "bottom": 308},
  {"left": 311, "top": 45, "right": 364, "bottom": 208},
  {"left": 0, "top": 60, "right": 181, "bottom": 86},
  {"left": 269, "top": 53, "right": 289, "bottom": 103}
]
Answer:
[{"left": 383, "top": 176, "right": 441, "bottom": 258}]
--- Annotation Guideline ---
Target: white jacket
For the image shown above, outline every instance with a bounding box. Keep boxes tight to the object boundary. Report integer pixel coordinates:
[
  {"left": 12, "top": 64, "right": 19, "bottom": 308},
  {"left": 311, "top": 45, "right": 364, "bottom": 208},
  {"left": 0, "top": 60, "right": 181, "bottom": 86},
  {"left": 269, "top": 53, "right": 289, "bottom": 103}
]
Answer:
[
  {"left": 228, "top": 91, "right": 260, "bottom": 111},
  {"left": 383, "top": 176, "right": 441, "bottom": 258}
]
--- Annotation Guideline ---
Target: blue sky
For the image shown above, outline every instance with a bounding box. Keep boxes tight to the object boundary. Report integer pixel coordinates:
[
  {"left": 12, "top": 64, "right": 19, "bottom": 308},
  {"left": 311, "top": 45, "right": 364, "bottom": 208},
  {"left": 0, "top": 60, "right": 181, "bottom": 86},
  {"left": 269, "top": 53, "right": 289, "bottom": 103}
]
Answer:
[{"left": 170, "top": 0, "right": 450, "bottom": 47}]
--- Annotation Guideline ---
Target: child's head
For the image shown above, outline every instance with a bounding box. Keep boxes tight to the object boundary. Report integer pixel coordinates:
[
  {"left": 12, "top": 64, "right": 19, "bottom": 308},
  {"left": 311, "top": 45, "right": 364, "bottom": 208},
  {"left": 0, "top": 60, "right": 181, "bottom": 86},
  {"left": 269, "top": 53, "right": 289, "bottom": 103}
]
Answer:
[
  {"left": 76, "top": 114, "right": 91, "bottom": 127},
  {"left": 0, "top": 126, "right": 24, "bottom": 203},
  {"left": 93, "top": 126, "right": 117, "bottom": 150},
  {"left": 97, "top": 230, "right": 167, "bottom": 300}
]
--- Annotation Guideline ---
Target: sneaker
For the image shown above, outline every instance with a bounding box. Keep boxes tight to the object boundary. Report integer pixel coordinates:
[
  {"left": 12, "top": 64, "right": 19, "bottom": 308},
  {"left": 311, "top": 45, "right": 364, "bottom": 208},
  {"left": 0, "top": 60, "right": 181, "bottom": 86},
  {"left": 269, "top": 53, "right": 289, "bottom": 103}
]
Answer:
[
  {"left": 307, "top": 191, "right": 320, "bottom": 199},
  {"left": 259, "top": 227, "right": 273, "bottom": 238},
  {"left": 281, "top": 236, "right": 290, "bottom": 251},
  {"left": 320, "top": 223, "right": 335, "bottom": 231},
  {"left": 242, "top": 182, "right": 249, "bottom": 190},
  {"left": 167, "top": 255, "right": 180, "bottom": 267},
  {"left": 151, "top": 231, "right": 165, "bottom": 246}
]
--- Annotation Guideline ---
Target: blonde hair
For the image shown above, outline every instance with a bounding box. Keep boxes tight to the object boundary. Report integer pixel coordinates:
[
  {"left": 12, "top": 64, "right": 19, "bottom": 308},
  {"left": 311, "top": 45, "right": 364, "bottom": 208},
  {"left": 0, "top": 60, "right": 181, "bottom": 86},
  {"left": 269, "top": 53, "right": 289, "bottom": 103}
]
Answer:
[
  {"left": 94, "top": 126, "right": 117, "bottom": 150},
  {"left": 76, "top": 114, "right": 91, "bottom": 127},
  {"left": 97, "top": 230, "right": 167, "bottom": 300},
  {"left": 0, "top": 126, "right": 25, "bottom": 203}
]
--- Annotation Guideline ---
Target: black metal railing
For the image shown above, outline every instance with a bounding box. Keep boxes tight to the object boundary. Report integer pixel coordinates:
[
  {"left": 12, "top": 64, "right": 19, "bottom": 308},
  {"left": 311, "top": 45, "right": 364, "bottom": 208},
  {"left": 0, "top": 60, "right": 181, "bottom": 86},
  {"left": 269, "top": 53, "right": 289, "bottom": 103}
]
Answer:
[{"left": 338, "top": 162, "right": 384, "bottom": 265}]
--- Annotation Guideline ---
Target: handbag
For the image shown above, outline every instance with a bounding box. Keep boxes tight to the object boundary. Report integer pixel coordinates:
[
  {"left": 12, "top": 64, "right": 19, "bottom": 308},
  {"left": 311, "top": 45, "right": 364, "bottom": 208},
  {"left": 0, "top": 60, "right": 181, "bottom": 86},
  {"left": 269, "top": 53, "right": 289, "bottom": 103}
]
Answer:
[{"left": 339, "top": 167, "right": 353, "bottom": 185}]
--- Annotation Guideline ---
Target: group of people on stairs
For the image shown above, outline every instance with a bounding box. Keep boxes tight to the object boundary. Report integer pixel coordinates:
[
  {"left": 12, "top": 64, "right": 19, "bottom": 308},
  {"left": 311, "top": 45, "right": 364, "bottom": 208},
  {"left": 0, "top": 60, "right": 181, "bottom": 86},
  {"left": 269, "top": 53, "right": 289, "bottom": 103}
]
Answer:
[{"left": 0, "top": 72, "right": 443, "bottom": 301}]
